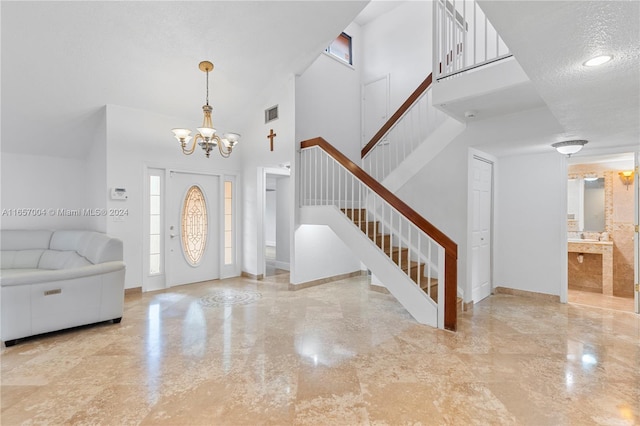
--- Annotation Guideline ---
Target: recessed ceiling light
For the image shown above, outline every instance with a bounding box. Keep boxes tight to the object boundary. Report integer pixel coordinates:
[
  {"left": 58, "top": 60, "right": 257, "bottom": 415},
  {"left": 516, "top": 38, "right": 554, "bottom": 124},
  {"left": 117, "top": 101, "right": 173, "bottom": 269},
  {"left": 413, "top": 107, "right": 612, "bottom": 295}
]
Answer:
[{"left": 583, "top": 55, "right": 613, "bottom": 67}]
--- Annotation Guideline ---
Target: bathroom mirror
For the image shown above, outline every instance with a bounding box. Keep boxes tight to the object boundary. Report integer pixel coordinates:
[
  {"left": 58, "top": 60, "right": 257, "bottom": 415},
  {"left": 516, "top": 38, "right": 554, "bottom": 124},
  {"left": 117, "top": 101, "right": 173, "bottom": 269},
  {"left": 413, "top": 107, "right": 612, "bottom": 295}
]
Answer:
[
  {"left": 583, "top": 178, "right": 605, "bottom": 231},
  {"left": 567, "top": 177, "right": 606, "bottom": 232}
]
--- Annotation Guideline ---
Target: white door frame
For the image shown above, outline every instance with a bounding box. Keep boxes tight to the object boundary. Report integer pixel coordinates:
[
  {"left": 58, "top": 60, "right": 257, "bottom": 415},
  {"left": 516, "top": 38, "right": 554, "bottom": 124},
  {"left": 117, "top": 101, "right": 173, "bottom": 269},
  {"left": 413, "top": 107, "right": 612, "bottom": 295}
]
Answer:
[
  {"left": 142, "top": 166, "right": 167, "bottom": 292},
  {"left": 257, "top": 166, "right": 291, "bottom": 278},
  {"left": 466, "top": 148, "right": 497, "bottom": 305}
]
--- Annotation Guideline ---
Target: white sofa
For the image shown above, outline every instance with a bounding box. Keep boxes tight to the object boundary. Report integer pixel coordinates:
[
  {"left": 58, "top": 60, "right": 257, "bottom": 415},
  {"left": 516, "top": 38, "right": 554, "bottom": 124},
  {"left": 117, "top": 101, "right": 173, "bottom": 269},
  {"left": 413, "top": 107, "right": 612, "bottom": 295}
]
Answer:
[{"left": 1, "top": 229, "right": 126, "bottom": 346}]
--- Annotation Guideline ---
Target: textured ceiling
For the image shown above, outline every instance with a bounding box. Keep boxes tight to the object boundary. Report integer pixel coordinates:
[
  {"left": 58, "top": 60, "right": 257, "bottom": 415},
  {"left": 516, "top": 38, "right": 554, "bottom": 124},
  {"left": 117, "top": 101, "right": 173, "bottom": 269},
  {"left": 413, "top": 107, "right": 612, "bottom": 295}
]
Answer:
[
  {"left": 1, "top": 1, "right": 368, "bottom": 158},
  {"left": 478, "top": 0, "right": 640, "bottom": 154},
  {"left": 3, "top": 1, "right": 638, "bottom": 160}
]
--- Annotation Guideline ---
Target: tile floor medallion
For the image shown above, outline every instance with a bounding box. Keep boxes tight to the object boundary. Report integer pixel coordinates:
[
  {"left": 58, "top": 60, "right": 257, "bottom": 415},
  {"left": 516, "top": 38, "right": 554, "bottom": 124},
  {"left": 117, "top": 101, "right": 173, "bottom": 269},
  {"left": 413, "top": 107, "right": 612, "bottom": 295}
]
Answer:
[{"left": 198, "top": 289, "right": 263, "bottom": 307}]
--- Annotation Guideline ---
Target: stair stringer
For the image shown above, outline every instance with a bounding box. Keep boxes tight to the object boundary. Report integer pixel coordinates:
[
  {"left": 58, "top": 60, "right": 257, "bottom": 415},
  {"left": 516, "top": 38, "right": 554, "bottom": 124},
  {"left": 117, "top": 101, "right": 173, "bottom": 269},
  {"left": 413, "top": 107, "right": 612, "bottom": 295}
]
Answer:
[
  {"left": 300, "top": 205, "right": 439, "bottom": 328},
  {"left": 380, "top": 117, "right": 465, "bottom": 193}
]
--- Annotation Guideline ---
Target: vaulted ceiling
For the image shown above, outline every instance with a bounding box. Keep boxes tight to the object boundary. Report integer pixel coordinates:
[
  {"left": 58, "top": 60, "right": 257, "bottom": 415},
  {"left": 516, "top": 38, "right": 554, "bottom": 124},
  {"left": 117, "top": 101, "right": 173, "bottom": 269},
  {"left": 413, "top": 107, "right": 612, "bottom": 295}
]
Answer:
[
  {"left": 1, "top": 1, "right": 368, "bottom": 158},
  {"left": 3, "top": 1, "right": 638, "bottom": 161}
]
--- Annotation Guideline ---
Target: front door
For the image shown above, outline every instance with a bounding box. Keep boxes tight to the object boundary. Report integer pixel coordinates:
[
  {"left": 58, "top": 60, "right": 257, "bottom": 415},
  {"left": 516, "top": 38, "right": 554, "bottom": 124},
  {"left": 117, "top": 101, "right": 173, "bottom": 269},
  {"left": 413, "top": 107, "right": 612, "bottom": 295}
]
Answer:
[
  {"left": 471, "top": 156, "right": 493, "bottom": 303},
  {"left": 167, "top": 171, "right": 220, "bottom": 287}
]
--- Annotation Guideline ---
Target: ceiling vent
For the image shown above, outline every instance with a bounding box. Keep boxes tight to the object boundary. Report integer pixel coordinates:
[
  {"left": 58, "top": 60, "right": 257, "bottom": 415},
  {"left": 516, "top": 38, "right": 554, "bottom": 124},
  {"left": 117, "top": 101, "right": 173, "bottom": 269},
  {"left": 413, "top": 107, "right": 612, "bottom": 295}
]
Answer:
[{"left": 265, "top": 105, "right": 279, "bottom": 124}]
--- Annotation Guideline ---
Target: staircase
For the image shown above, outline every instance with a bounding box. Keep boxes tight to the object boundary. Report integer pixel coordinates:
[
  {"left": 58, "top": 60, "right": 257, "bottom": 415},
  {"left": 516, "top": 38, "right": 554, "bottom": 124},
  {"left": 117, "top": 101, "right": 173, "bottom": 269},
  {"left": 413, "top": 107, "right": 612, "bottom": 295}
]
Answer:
[
  {"left": 343, "top": 207, "right": 438, "bottom": 298},
  {"left": 300, "top": 138, "right": 458, "bottom": 331},
  {"left": 342, "top": 207, "right": 466, "bottom": 314}
]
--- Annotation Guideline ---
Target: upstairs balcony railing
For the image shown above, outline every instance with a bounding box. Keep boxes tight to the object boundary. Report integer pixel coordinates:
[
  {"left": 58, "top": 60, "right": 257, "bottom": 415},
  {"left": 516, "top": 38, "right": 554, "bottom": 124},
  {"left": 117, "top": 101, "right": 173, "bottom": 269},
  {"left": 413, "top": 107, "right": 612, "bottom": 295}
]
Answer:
[{"left": 434, "top": 0, "right": 512, "bottom": 80}]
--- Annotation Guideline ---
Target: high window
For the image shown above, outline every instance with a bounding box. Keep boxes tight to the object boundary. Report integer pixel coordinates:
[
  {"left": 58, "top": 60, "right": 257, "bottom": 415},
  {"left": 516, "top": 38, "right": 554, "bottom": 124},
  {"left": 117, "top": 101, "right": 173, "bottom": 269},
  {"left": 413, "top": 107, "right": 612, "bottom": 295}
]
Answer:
[{"left": 326, "top": 32, "right": 352, "bottom": 65}]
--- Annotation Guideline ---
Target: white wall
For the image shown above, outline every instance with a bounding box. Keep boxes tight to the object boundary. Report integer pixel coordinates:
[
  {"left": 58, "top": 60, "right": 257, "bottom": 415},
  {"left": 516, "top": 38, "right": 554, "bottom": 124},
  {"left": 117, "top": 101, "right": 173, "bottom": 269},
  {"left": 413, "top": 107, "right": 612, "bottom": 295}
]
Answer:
[
  {"left": 240, "top": 77, "right": 296, "bottom": 277},
  {"left": 0, "top": 152, "right": 92, "bottom": 230},
  {"left": 295, "top": 22, "right": 362, "bottom": 163},
  {"left": 293, "top": 22, "right": 363, "bottom": 283},
  {"left": 86, "top": 107, "right": 108, "bottom": 232},
  {"left": 105, "top": 104, "right": 242, "bottom": 289},
  {"left": 275, "top": 176, "right": 291, "bottom": 266},
  {"left": 494, "top": 152, "right": 566, "bottom": 296},
  {"left": 395, "top": 135, "right": 470, "bottom": 298},
  {"left": 361, "top": 1, "right": 433, "bottom": 114},
  {"left": 293, "top": 224, "right": 362, "bottom": 283}
]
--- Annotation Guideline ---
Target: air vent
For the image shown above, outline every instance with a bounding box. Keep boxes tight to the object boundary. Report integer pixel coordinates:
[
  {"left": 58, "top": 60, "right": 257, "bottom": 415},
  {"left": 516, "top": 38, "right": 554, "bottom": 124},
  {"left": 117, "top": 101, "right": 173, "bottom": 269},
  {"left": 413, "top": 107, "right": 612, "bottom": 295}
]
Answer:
[{"left": 265, "top": 105, "right": 278, "bottom": 123}]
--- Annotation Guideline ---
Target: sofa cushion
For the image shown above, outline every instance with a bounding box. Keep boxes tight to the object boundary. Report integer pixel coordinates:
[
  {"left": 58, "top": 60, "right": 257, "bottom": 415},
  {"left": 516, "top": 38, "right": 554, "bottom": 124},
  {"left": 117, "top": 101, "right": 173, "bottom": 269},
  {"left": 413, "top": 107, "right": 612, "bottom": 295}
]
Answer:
[
  {"left": 50, "top": 231, "right": 123, "bottom": 264},
  {"left": 0, "top": 230, "right": 52, "bottom": 251},
  {"left": 39, "top": 250, "right": 91, "bottom": 270},
  {"left": 1, "top": 250, "right": 45, "bottom": 269}
]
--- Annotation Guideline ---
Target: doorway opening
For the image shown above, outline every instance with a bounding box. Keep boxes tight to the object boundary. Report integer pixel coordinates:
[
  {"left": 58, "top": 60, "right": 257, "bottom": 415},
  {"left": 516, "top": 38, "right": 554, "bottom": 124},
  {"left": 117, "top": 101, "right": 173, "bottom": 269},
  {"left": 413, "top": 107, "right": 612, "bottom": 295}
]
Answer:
[
  {"left": 565, "top": 153, "right": 637, "bottom": 313},
  {"left": 263, "top": 169, "right": 291, "bottom": 278}
]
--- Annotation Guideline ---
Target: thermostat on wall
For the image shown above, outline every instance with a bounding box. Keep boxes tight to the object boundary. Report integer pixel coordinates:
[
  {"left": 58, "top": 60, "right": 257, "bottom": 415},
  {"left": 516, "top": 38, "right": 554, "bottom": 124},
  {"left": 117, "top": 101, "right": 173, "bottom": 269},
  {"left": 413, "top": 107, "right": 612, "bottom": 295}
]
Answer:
[{"left": 110, "top": 187, "right": 128, "bottom": 200}]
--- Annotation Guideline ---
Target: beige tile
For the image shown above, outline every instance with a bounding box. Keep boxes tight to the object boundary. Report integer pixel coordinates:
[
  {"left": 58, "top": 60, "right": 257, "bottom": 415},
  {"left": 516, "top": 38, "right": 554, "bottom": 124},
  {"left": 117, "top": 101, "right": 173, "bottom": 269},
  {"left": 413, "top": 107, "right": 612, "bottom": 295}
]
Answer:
[{"left": 1, "top": 275, "right": 639, "bottom": 425}]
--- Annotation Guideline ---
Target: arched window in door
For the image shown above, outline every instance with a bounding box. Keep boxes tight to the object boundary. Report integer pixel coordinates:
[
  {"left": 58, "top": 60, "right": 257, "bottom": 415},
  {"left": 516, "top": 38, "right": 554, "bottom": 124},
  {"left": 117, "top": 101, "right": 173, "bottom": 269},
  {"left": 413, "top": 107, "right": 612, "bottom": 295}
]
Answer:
[{"left": 181, "top": 185, "right": 208, "bottom": 265}]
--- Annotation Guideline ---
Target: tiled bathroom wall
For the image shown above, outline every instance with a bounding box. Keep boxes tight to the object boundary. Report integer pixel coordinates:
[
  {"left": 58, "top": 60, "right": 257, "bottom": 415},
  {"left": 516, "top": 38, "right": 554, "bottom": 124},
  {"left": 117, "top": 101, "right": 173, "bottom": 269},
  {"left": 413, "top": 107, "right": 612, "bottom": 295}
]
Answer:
[{"left": 568, "top": 164, "right": 635, "bottom": 297}]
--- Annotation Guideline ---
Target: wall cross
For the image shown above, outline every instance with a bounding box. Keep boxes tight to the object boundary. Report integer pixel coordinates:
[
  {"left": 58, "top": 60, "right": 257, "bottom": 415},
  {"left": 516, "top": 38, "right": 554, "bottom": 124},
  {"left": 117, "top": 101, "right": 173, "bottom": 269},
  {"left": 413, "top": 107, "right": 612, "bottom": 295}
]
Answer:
[{"left": 267, "top": 129, "right": 277, "bottom": 152}]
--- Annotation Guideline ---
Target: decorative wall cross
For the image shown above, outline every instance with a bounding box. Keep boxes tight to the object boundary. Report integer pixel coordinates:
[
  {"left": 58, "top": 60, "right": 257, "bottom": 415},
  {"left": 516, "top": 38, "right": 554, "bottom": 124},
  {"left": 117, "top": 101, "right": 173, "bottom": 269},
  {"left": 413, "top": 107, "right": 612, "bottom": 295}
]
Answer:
[{"left": 267, "top": 128, "right": 277, "bottom": 151}]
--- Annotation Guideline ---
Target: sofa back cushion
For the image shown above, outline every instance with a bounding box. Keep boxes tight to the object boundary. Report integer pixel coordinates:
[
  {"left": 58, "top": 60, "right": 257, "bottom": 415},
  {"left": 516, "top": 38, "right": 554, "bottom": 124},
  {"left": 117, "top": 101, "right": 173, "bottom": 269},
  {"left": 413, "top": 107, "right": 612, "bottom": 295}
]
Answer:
[
  {"left": 0, "top": 230, "right": 52, "bottom": 251},
  {"left": 38, "top": 250, "right": 92, "bottom": 270},
  {"left": 50, "top": 230, "right": 123, "bottom": 264},
  {"left": 1, "top": 249, "right": 46, "bottom": 269}
]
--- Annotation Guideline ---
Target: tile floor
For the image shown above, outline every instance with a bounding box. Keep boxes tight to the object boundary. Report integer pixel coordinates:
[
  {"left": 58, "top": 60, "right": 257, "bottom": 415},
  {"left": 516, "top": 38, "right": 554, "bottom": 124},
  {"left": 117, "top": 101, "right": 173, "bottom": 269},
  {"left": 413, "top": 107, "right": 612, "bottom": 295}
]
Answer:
[
  {"left": 568, "top": 288, "right": 636, "bottom": 313},
  {"left": 2, "top": 274, "right": 639, "bottom": 425}
]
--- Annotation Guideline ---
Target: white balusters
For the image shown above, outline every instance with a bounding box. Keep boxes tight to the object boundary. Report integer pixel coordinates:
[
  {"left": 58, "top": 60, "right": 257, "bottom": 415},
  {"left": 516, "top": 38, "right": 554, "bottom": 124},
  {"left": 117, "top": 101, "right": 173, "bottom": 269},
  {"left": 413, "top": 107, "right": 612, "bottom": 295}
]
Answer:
[
  {"left": 300, "top": 145, "right": 443, "bottom": 304},
  {"left": 362, "top": 88, "right": 445, "bottom": 182},
  {"left": 434, "top": 0, "right": 512, "bottom": 81}
]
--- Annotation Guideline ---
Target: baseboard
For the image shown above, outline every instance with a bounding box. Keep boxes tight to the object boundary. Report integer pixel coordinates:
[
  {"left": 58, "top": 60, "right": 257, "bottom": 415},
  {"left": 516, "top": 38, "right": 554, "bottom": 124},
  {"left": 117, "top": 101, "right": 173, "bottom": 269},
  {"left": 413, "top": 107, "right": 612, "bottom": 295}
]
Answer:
[
  {"left": 369, "top": 283, "right": 390, "bottom": 294},
  {"left": 289, "top": 270, "right": 365, "bottom": 291},
  {"left": 494, "top": 286, "right": 560, "bottom": 302},
  {"left": 241, "top": 271, "right": 264, "bottom": 280},
  {"left": 124, "top": 287, "right": 142, "bottom": 295}
]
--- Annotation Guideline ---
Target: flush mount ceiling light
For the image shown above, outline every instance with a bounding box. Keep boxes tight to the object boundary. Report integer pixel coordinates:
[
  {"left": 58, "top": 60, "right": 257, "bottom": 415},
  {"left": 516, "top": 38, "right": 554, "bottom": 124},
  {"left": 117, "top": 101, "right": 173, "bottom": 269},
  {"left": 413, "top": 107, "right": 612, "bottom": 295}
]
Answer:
[
  {"left": 583, "top": 173, "right": 598, "bottom": 182},
  {"left": 551, "top": 140, "right": 588, "bottom": 156},
  {"left": 583, "top": 55, "right": 613, "bottom": 67},
  {"left": 172, "top": 61, "right": 240, "bottom": 158}
]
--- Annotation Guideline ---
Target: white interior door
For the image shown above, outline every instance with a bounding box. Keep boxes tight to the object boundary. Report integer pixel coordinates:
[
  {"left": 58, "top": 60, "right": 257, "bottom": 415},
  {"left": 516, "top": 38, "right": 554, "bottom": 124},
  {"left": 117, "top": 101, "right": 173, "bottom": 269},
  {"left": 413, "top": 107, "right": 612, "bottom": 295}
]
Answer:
[
  {"left": 362, "top": 75, "right": 389, "bottom": 147},
  {"left": 167, "top": 171, "right": 220, "bottom": 287},
  {"left": 471, "top": 156, "right": 493, "bottom": 303}
]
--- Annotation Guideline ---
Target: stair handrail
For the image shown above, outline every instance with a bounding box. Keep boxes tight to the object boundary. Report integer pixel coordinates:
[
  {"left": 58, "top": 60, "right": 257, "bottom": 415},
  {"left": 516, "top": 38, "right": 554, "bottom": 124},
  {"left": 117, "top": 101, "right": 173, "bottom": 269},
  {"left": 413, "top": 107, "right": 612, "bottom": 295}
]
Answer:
[
  {"left": 301, "top": 137, "right": 458, "bottom": 331},
  {"left": 361, "top": 73, "right": 433, "bottom": 159}
]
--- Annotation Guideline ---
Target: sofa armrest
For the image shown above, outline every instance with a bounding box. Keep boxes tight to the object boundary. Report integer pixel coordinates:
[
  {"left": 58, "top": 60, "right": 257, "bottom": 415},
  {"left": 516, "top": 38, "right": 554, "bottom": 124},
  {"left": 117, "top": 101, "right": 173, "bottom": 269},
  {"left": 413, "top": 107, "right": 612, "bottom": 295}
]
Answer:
[{"left": 0, "top": 261, "right": 126, "bottom": 286}]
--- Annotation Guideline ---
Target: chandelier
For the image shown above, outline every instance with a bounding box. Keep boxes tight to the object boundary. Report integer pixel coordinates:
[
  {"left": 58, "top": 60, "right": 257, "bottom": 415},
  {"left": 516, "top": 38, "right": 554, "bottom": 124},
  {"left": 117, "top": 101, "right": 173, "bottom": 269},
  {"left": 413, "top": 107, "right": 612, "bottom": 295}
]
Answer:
[{"left": 172, "top": 61, "right": 239, "bottom": 158}]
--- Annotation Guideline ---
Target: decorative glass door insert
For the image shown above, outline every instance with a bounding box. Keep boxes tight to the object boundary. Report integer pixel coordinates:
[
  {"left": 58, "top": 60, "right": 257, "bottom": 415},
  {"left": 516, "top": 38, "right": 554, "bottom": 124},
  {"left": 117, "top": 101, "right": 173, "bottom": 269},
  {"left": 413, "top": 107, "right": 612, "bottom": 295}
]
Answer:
[{"left": 181, "top": 185, "right": 208, "bottom": 265}]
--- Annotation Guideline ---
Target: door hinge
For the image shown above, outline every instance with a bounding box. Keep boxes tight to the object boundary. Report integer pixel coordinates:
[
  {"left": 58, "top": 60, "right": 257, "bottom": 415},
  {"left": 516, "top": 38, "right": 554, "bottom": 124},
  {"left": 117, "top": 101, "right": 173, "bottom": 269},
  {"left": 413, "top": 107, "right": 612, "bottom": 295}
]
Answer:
[
  {"left": 636, "top": 225, "right": 639, "bottom": 233},
  {"left": 636, "top": 283, "right": 639, "bottom": 292}
]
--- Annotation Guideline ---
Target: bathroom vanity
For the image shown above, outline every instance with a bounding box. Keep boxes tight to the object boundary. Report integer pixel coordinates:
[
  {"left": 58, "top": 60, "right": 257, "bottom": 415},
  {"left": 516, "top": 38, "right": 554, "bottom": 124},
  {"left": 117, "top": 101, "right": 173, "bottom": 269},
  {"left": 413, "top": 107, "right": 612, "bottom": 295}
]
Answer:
[{"left": 568, "top": 239, "right": 614, "bottom": 295}]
